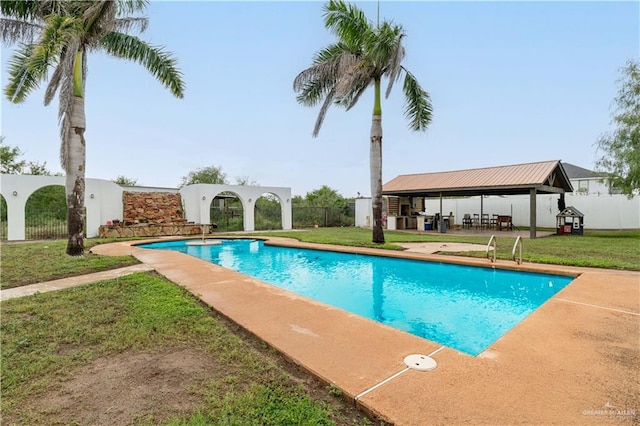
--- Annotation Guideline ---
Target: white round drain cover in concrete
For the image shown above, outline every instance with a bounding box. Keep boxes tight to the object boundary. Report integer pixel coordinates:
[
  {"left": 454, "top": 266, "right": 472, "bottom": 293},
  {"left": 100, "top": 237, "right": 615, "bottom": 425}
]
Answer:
[{"left": 404, "top": 354, "right": 437, "bottom": 371}]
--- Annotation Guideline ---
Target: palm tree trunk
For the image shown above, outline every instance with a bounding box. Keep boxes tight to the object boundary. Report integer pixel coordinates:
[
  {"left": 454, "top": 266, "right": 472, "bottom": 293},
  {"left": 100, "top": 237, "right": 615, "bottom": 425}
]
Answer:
[
  {"left": 370, "top": 79, "right": 385, "bottom": 243},
  {"left": 65, "top": 51, "right": 87, "bottom": 256},
  {"left": 65, "top": 95, "right": 86, "bottom": 255}
]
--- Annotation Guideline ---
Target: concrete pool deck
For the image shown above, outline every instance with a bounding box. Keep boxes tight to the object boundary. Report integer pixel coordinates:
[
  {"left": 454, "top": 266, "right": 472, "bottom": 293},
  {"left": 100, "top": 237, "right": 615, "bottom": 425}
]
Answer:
[{"left": 92, "top": 237, "right": 639, "bottom": 425}]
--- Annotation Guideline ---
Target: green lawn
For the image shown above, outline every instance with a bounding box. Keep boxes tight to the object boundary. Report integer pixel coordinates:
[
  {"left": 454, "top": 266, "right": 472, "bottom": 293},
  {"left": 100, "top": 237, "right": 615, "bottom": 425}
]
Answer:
[
  {"left": 1, "top": 272, "right": 377, "bottom": 425},
  {"left": 0, "top": 239, "right": 140, "bottom": 289}
]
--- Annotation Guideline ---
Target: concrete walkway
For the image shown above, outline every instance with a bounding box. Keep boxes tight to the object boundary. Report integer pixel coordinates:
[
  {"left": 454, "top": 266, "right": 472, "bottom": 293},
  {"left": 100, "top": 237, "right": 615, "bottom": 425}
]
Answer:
[{"left": 0, "top": 264, "right": 154, "bottom": 301}]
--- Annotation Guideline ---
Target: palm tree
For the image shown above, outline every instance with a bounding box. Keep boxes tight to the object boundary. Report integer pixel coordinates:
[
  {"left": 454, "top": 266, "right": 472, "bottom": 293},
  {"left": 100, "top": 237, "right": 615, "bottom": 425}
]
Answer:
[
  {"left": 294, "top": 0, "right": 432, "bottom": 243},
  {"left": 2, "top": 0, "right": 184, "bottom": 255}
]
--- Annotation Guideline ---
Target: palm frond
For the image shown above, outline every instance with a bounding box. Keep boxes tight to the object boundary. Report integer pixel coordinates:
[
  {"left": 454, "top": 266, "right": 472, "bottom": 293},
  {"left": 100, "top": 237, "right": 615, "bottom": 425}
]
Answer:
[
  {"left": 116, "top": 0, "right": 149, "bottom": 16},
  {"left": 113, "top": 17, "right": 148, "bottom": 34},
  {"left": 342, "top": 78, "right": 371, "bottom": 111},
  {"left": 4, "top": 43, "right": 46, "bottom": 103},
  {"left": 81, "top": 43, "right": 88, "bottom": 93},
  {"left": 312, "top": 42, "right": 352, "bottom": 64},
  {"left": 293, "top": 61, "right": 339, "bottom": 93},
  {"left": 384, "top": 33, "right": 405, "bottom": 98},
  {"left": 44, "top": 56, "right": 63, "bottom": 105},
  {"left": 45, "top": 38, "right": 78, "bottom": 106},
  {"left": 402, "top": 67, "right": 432, "bottom": 131},
  {"left": 101, "top": 31, "right": 184, "bottom": 98},
  {"left": 38, "top": 0, "right": 67, "bottom": 16},
  {"left": 31, "top": 14, "right": 80, "bottom": 72},
  {"left": 1, "top": 18, "right": 43, "bottom": 44},
  {"left": 323, "top": 0, "right": 372, "bottom": 49},
  {"left": 334, "top": 59, "right": 371, "bottom": 98},
  {"left": 337, "top": 50, "right": 360, "bottom": 75},
  {"left": 0, "top": 0, "right": 42, "bottom": 21},
  {"left": 58, "top": 72, "right": 74, "bottom": 170},
  {"left": 296, "top": 80, "right": 334, "bottom": 107},
  {"left": 83, "top": 1, "right": 117, "bottom": 40},
  {"left": 364, "top": 21, "right": 402, "bottom": 74},
  {"left": 82, "top": 1, "right": 110, "bottom": 21},
  {"left": 293, "top": 43, "right": 347, "bottom": 94},
  {"left": 57, "top": 42, "right": 81, "bottom": 171},
  {"left": 313, "top": 87, "right": 337, "bottom": 137}
]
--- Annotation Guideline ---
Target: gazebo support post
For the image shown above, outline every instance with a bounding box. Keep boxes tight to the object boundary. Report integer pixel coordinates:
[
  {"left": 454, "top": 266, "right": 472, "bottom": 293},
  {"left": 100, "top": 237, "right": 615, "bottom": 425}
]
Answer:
[
  {"left": 439, "top": 192, "right": 444, "bottom": 233},
  {"left": 530, "top": 188, "right": 537, "bottom": 239}
]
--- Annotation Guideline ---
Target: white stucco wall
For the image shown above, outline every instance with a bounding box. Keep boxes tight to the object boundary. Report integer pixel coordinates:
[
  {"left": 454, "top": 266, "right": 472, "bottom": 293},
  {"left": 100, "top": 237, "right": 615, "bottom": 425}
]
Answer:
[
  {"left": 355, "top": 198, "right": 373, "bottom": 227},
  {"left": 1, "top": 174, "right": 292, "bottom": 240},
  {"left": 180, "top": 184, "right": 292, "bottom": 232}
]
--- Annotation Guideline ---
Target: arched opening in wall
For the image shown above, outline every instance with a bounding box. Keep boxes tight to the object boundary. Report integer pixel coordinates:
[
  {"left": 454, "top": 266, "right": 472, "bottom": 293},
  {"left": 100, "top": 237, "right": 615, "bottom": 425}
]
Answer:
[
  {"left": 210, "top": 192, "right": 244, "bottom": 231},
  {"left": 25, "top": 185, "right": 67, "bottom": 239},
  {"left": 0, "top": 195, "right": 7, "bottom": 240},
  {"left": 255, "top": 193, "right": 282, "bottom": 230}
]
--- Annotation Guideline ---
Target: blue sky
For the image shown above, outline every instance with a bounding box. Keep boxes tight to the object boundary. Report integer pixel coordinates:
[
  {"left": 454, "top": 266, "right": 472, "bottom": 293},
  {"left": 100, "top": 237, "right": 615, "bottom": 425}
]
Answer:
[{"left": 2, "top": 1, "right": 638, "bottom": 198}]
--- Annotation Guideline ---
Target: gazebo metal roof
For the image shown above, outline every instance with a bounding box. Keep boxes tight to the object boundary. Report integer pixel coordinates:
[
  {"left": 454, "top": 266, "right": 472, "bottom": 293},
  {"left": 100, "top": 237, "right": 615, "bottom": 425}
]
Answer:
[{"left": 382, "top": 160, "right": 573, "bottom": 197}]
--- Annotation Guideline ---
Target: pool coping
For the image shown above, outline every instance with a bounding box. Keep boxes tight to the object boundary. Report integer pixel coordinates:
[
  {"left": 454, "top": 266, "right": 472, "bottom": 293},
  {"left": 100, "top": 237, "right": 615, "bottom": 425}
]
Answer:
[{"left": 92, "top": 236, "right": 640, "bottom": 425}]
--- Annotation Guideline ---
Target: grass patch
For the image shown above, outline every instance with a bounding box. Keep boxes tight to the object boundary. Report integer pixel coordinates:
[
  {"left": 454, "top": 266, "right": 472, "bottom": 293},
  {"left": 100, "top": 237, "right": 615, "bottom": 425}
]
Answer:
[
  {"left": 253, "top": 227, "right": 490, "bottom": 250},
  {"left": 253, "top": 227, "right": 640, "bottom": 270},
  {"left": 1, "top": 272, "right": 376, "bottom": 425},
  {"left": 444, "top": 230, "right": 640, "bottom": 270},
  {"left": 0, "top": 239, "right": 139, "bottom": 289}
]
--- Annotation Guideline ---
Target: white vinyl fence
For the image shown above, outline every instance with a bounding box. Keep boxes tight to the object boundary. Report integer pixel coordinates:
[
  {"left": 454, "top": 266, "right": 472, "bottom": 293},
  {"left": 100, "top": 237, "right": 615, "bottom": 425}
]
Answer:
[{"left": 423, "top": 193, "right": 639, "bottom": 230}]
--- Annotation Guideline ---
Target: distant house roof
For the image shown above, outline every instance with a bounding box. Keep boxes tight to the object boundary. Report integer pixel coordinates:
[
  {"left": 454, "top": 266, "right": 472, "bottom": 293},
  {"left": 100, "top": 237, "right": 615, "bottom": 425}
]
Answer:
[
  {"left": 561, "top": 163, "right": 604, "bottom": 180},
  {"left": 382, "top": 160, "right": 573, "bottom": 197}
]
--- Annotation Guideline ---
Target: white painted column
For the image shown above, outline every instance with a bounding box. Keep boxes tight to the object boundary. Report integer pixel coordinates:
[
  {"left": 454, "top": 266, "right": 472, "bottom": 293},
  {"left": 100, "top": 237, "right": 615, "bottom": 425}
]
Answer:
[
  {"left": 6, "top": 193, "right": 26, "bottom": 241},
  {"left": 281, "top": 198, "right": 292, "bottom": 230},
  {"left": 244, "top": 198, "right": 255, "bottom": 232}
]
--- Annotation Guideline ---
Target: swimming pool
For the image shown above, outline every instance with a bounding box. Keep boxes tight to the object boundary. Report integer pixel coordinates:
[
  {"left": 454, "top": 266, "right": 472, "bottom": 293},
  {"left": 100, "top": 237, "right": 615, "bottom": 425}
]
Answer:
[{"left": 139, "top": 239, "right": 574, "bottom": 356}]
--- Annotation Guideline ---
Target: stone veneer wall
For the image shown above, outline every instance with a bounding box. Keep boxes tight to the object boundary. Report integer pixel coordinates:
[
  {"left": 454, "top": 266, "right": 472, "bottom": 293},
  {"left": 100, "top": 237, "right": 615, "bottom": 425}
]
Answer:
[
  {"left": 123, "top": 191, "right": 184, "bottom": 225},
  {"left": 98, "top": 223, "right": 215, "bottom": 238}
]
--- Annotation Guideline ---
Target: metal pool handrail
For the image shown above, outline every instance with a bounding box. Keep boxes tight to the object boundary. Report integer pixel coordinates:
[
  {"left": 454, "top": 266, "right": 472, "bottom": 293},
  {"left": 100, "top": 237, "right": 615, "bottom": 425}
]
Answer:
[
  {"left": 486, "top": 235, "right": 496, "bottom": 263},
  {"left": 512, "top": 236, "right": 523, "bottom": 265}
]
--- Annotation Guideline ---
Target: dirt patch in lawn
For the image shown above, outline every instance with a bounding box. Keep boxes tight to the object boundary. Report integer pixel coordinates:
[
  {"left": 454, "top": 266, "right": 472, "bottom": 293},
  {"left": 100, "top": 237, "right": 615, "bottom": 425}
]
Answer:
[
  {"left": 34, "top": 348, "right": 213, "bottom": 425},
  {"left": 21, "top": 316, "right": 379, "bottom": 426}
]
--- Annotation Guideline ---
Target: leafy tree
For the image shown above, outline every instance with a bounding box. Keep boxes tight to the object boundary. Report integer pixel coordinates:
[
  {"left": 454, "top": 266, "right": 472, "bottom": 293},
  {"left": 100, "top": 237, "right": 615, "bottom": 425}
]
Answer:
[
  {"left": 294, "top": 0, "right": 432, "bottom": 243},
  {"left": 291, "top": 195, "right": 305, "bottom": 205},
  {"left": 304, "top": 185, "right": 347, "bottom": 208},
  {"left": 595, "top": 59, "right": 640, "bottom": 197},
  {"left": 1, "top": 137, "right": 51, "bottom": 175},
  {"left": 26, "top": 185, "right": 67, "bottom": 221},
  {"left": 113, "top": 175, "right": 138, "bottom": 186},
  {"left": 0, "top": 196, "right": 6, "bottom": 222},
  {"left": 235, "top": 175, "right": 259, "bottom": 186},
  {"left": 180, "top": 165, "right": 228, "bottom": 186},
  {"left": 26, "top": 161, "right": 53, "bottom": 176},
  {"left": 2, "top": 0, "right": 185, "bottom": 255},
  {"left": 0, "top": 137, "right": 26, "bottom": 174}
]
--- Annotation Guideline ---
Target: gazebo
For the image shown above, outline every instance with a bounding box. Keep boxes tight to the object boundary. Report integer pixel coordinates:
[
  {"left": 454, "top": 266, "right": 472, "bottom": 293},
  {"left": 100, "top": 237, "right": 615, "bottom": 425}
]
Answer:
[{"left": 382, "top": 160, "right": 573, "bottom": 239}]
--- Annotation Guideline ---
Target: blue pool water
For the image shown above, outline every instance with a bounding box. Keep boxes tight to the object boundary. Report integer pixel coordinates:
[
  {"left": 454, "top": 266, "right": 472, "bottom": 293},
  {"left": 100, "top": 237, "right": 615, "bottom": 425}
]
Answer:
[{"left": 139, "top": 239, "right": 574, "bottom": 356}]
